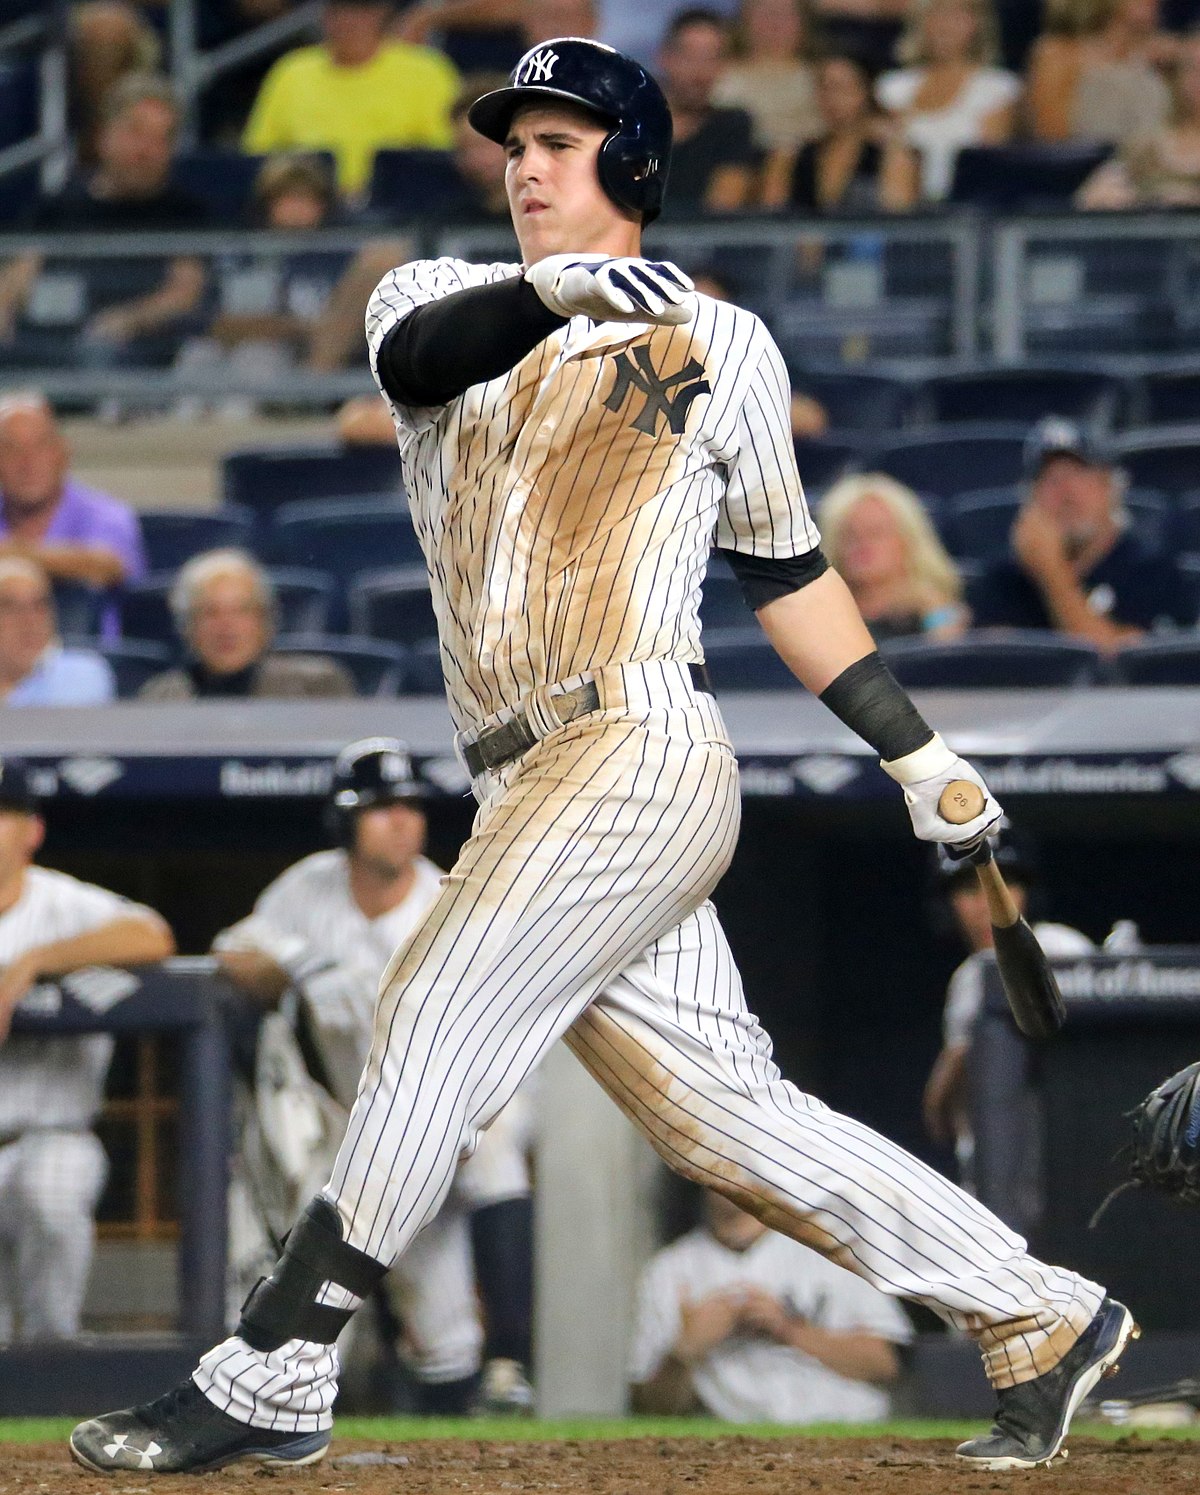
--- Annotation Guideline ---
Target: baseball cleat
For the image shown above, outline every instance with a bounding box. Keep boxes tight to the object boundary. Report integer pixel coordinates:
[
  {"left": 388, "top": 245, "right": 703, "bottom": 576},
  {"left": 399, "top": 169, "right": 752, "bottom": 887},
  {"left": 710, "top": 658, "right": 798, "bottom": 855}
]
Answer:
[
  {"left": 956, "top": 1298, "right": 1140, "bottom": 1471},
  {"left": 473, "top": 1357, "right": 536, "bottom": 1416},
  {"left": 69, "top": 1378, "right": 330, "bottom": 1474}
]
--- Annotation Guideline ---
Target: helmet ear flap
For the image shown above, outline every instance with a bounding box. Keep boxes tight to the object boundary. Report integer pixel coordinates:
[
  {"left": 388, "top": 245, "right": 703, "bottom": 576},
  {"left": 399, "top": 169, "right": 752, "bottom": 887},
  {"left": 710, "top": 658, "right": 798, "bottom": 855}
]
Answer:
[
  {"left": 597, "top": 124, "right": 665, "bottom": 223},
  {"left": 324, "top": 799, "right": 354, "bottom": 848}
]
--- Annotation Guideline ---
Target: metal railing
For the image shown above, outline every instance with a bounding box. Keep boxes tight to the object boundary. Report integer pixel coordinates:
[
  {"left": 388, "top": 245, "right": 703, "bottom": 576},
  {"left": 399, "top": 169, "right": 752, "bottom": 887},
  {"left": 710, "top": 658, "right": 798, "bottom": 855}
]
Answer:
[{"left": 0, "top": 1, "right": 70, "bottom": 196}]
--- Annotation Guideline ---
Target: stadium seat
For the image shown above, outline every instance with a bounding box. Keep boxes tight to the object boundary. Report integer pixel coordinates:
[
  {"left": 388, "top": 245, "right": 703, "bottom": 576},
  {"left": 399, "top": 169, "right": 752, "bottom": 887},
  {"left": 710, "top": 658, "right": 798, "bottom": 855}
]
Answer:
[
  {"left": 1176, "top": 495, "right": 1200, "bottom": 550},
  {"left": 172, "top": 150, "right": 268, "bottom": 226},
  {"left": 700, "top": 627, "right": 797, "bottom": 691},
  {"left": 863, "top": 426, "right": 1029, "bottom": 499},
  {"left": 793, "top": 434, "right": 860, "bottom": 493},
  {"left": 271, "top": 498, "right": 422, "bottom": 575},
  {"left": 349, "top": 567, "right": 438, "bottom": 644},
  {"left": 121, "top": 568, "right": 334, "bottom": 646},
  {"left": 1109, "top": 638, "right": 1200, "bottom": 685},
  {"left": 1180, "top": 553, "right": 1200, "bottom": 614},
  {"left": 911, "top": 368, "right": 1123, "bottom": 430},
  {"left": 880, "top": 631, "right": 1104, "bottom": 687},
  {"left": 405, "top": 637, "right": 447, "bottom": 694},
  {"left": 1116, "top": 427, "right": 1200, "bottom": 497},
  {"left": 272, "top": 635, "right": 408, "bottom": 696},
  {"left": 367, "top": 149, "right": 469, "bottom": 218},
  {"left": 221, "top": 445, "right": 405, "bottom": 516},
  {"left": 948, "top": 143, "right": 1111, "bottom": 210},
  {"left": 0, "top": 58, "right": 38, "bottom": 156},
  {"left": 1140, "top": 367, "right": 1200, "bottom": 426},
  {"left": 699, "top": 569, "right": 750, "bottom": 630},
  {"left": 62, "top": 638, "right": 173, "bottom": 699},
  {"left": 775, "top": 300, "right": 951, "bottom": 362},
  {"left": 138, "top": 506, "right": 256, "bottom": 572},
  {"left": 947, "top": 487, "right": 1170, "bottom": 561},
  {"left": 52, "top": 581, "right": 106, "bottom": 639},
  {"left": 784, "top": 371, "right": 912, "bottom": 432}
]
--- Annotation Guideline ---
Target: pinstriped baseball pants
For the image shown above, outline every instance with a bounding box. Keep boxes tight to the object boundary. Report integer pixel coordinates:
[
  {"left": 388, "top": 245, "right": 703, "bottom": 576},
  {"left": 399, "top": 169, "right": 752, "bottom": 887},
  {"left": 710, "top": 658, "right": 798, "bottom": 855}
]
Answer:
[{"left": 195, "top": 663, "right": 1103, "bottom": 1432}]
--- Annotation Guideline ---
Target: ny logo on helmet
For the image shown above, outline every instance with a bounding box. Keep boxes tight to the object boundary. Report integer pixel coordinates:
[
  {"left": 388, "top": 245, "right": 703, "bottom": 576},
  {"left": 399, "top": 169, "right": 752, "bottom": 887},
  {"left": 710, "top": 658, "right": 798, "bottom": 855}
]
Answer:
[
  {"left": 519, "top": 49, "right": 559, "bottom": 83},
  {"left": 604, "top": 346, "right": 711, "bottom": 436}
]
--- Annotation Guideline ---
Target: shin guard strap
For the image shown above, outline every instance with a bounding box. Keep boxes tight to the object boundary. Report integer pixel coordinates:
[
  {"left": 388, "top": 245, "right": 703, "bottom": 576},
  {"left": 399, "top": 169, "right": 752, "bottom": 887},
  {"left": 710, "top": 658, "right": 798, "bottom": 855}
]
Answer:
[{"left": 238, "top": 1195, "right": 386, "bottom": 1352}]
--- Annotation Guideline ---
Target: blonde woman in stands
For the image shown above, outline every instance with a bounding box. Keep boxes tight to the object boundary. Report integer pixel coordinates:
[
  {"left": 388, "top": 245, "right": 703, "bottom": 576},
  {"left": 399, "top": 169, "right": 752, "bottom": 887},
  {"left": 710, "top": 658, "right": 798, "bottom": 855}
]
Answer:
[
  {"left": 818, "top": 474, "right": 967, "bottom": 642},
  {"left": 712, "top": 0, "right": 823, "bottom": 154},
  {"left": 1078, "top": 28, "right": 1200, "bottom": 203},
  {"left": 875, "top": 0, "right": 1021, "bottom": 200},
  {"left": 1026, "top": 0, "right": 1175, "bottom": 143}
]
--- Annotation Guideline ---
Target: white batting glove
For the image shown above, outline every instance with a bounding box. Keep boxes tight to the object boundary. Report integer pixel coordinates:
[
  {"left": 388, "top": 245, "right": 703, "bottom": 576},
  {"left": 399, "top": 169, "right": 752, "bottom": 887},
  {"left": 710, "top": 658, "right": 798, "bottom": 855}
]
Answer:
[
  {"left": 525, "top": 253, "right": 696, "bottom": 326},
  {"left": 881, "top": 732, "right": 1003, "bottom": 852}
]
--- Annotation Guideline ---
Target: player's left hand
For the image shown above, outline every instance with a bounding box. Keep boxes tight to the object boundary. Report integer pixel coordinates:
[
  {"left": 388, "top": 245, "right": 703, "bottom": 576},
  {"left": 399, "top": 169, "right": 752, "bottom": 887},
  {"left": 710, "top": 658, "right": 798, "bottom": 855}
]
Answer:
[
  {"left": 881, "top": 732, "right": 1002, "bottom": 852},
  {"left": 525, "top": 254, "right": 696, "bottom": 326}
]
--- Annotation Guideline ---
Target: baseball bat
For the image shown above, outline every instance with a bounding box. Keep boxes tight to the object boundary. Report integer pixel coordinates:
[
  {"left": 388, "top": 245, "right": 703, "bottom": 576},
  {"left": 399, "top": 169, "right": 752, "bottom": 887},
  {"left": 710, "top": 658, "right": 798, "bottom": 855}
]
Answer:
[{"left": 937, "top": 780, "right": 1067, "bottom": 1040}]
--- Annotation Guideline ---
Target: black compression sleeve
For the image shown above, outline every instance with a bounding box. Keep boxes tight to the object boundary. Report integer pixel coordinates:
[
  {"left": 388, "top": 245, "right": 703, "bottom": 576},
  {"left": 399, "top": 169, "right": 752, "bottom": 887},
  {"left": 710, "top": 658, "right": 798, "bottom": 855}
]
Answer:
[
  {"left": 376, "top": 277, "right": 568, "bottom": 407},
  {"left": 818, "top": 652, "right": 934, "bottom": 761},
  {"left": 718, "top": 546, "right": 829, "bottom": 610}
]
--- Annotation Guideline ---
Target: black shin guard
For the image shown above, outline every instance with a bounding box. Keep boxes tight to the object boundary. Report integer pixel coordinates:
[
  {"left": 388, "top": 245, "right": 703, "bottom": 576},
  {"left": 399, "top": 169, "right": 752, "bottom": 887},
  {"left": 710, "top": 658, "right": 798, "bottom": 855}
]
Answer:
[{"left": 238, "top": 1195, "right": 387, "bottom": 1353}]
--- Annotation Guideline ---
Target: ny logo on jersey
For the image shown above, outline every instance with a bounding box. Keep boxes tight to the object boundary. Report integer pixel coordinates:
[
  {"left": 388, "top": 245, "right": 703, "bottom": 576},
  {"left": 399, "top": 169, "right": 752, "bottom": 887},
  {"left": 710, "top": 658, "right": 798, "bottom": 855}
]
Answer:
[
  {"left": 519, "top": 48, "right": 559, "bottom": 83},
  {"left": 604, "top": 346, "right": 711, "bottom": 437}
]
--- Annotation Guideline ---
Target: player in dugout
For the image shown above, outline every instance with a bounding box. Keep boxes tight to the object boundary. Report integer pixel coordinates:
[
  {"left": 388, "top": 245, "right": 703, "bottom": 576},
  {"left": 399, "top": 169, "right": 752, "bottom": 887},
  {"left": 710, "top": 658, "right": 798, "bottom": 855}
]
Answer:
[{"left": 73, "top": 37, "right": 1137, "bottom": 1476}]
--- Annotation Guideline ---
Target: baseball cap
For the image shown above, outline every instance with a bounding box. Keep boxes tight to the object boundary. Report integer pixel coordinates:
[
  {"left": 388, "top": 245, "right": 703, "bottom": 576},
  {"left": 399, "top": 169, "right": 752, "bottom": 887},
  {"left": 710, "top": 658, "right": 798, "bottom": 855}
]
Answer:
[
  {"left": 0, "top": 756, "right": 39, "bottom": 814},
  {"left": 1022, "top": 416, "right": 1113, "bottom": 480}
]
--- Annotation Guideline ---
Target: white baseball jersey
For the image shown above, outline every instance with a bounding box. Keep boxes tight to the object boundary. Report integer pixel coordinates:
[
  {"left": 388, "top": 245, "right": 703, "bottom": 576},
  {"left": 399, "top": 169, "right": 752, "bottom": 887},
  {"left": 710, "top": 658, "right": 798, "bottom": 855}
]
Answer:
[
  {"left": 0, "top": 867, "right": 158, "bottom": 1131},
  {"left": 943, "top": 925, "right": 1095, "bottom": 1049},
  {"left": 630, "top": 1224, "right": 912, "bottom": 1423},
  {"left": 366, "top": 259, "right": 817, "bottom": 734}
]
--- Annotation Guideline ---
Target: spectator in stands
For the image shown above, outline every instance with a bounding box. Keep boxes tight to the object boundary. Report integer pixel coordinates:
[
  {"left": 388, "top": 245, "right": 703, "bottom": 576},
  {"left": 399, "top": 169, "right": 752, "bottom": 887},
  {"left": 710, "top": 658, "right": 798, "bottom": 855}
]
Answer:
[
  {"left": 441, "top": 76, "right": 513, "bottom": 221},
  {"left": 0, "top": 76, "right": 208, "bottom": 374},
  {"left": 174, "top": 155, "right": 408, "bottom": 412},
  {"left": 69, "top": 3, "right": 162, "bottom": 166},
  {"left": 1077, "top": 27, "right": 1200, "bottom": 204},
  {"left": 712, "top": 0, "right": 823, "bottom": 154},
  {"left": 138, "top": 549, "right": 355, "bottom": 700},
  {"left": 656, "top": 9, "right": 759, "bottom": 213},
  {"left": 969, "top": 416, "right": 1198, "bottom": 650},
  {"left": 0, "top": 756, "right": 174, "bottom": 1340},
  {"left": 0, "top": 558, "right": 114, "bottom": 707},
  {"left": 0, "top": 393, "right": 148, "bottom": 633},
  {"left": 876, "top": 0, "right": 1021, "bottom": 200},
  {"left": 1025, "top": 0, "right": 1175, "bottom": 144},
  {"left": 629, "top": 1186, "right": 911, "bottom": 1421},
  {"left": 243, "top": 0, "right": 461, "bottom": 199},
  {"left": 818, "top": 474, "right": 967, "bottom": 641}
]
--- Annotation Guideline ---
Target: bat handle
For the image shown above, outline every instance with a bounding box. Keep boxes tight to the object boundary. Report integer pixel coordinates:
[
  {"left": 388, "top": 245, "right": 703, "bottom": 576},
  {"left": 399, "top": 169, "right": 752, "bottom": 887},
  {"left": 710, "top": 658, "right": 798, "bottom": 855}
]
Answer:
[{"left": 936, "top": 779, "right": 1018, "bottom": 928}]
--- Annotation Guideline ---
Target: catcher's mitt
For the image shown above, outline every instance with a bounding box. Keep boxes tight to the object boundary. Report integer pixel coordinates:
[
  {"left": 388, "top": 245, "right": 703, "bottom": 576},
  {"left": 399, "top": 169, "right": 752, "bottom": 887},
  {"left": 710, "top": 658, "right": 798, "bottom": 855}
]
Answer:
[{"left": 1091, "top": 1060, "right": 1200, "bottom": 1225}]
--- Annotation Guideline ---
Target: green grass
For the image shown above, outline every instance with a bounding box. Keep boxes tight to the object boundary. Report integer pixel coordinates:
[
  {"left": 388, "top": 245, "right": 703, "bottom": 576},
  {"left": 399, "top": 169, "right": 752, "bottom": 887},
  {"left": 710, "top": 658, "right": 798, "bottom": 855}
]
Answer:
[{"left": 5, "top": 1416, "right": 1200, "bottom": 1445}]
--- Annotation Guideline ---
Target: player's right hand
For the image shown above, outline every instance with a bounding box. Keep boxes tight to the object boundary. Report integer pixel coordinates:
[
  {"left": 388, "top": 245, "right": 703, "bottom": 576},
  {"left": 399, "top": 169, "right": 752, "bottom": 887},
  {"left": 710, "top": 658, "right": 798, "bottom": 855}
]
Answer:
[
  {"left": 881, "top": 732, "right": 1003, "bottom": 853},
  {"left": 525, "top": 254, "right": 696, "bottom": 326}
]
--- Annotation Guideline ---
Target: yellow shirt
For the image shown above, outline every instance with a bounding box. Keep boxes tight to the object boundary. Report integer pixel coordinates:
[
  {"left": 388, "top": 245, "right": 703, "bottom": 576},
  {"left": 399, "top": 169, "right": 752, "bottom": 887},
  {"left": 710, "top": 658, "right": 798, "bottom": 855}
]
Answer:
[{"left": 243, "top": 42, "right": 460, "bottom": 195}]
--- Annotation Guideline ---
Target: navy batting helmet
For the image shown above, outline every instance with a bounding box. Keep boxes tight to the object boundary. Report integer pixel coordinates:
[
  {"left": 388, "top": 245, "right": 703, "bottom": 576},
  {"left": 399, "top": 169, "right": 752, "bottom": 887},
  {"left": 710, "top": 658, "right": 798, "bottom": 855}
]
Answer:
[
  {"left": 468, "top": 37, "right": 672, "bottom": 223},
  {"left": 325, "top": 737, "right": 428, "bottom": 845},
  {"left": 934, "top": 817, "right": 1038, "bottom": 890}
]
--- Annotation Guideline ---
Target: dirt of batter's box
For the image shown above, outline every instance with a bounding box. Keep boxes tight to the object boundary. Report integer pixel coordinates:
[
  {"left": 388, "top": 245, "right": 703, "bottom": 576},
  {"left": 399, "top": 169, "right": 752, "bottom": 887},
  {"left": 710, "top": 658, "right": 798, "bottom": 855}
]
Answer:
[{"left": 18, "top": 1435, "right": 1197, "bottom": 1494}]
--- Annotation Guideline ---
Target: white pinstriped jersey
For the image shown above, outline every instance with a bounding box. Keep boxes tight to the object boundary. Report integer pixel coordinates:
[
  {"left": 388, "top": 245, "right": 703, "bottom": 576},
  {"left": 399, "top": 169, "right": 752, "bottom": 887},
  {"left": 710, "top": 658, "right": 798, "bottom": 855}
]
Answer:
[
  {"left": 366, "top": 258, "right": 818, "bottom": 733},
  {"left": 0, "top": 868, "right": 157, "bottom": 1131}
]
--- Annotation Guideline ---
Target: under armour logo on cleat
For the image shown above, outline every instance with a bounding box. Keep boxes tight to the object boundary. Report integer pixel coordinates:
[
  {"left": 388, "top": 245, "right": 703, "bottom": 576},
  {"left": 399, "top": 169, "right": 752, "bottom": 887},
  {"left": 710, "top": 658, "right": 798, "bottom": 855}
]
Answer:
[
  {"left": 519, "top": 48, "right": 558, "bottom": 82},
  {"left": 103, "top": 1434, "right": 163, "bottom": 1468}
]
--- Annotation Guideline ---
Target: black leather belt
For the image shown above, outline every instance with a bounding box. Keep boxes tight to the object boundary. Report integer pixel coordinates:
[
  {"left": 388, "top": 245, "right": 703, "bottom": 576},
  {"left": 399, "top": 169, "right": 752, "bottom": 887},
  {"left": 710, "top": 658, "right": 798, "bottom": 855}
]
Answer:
[{"left": 464, "top": 662, "right": 713, "bottom": 778}]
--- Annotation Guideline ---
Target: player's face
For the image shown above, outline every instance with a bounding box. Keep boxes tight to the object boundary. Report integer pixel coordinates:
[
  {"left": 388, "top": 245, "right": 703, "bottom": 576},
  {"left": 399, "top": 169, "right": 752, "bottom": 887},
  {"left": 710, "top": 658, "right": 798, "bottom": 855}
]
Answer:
[
  {"left": 187, "top": 572, "right": 271, "bottom": 675},
  {"left": 0, "top": 570, "right": 55, "bottom": 679},
  {"left": 1030, "top": 457, "right": 1115, "bottom": 552},
  {"left": 949, "top": 879, "right": 1028, "bottom": 953},
  {"left": 704, "top": 1188, "right": 768, "bottom": 1251},
  {"left": 504, "top": 104, "right": 640, "bottom": 264},
  {"left": 838, "top": 495, "right": 908, "bottom": 589},
  {"left": 0, "top": 407, "right": 70, "bottom": 511},
  {"left": 0, "top": 807, "right": 42, "bottom": 884},
  {"left": 352, "top": 800, "right": 427, "bottom": 877}
]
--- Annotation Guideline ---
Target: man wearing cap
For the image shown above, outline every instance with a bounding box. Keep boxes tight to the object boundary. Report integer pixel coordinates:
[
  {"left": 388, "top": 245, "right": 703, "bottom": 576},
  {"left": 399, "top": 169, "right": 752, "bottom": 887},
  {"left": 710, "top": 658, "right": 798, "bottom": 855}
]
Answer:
[
  {"left": 968, "top": 417, "right": 1197, "bottom": 651},
  {"left": 212, "top": 738, "right": 535, "bottom": 1416},
  {"left": 0, "top": 757, "right": 174, "bottom": 1340}
]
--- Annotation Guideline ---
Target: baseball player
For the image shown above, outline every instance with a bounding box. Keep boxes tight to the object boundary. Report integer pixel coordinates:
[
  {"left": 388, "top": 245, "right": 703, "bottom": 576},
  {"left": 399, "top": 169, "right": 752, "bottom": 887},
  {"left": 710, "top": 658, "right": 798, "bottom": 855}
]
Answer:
[
  {"left": 72, "top": 39, "right": 1135, "bottom": 1475},
  {"left": 0, "top": 756, "right": 174, "bottom": 1341},
  {"left": 215, "top": 738, "right": 535, "bottom": 1413}
]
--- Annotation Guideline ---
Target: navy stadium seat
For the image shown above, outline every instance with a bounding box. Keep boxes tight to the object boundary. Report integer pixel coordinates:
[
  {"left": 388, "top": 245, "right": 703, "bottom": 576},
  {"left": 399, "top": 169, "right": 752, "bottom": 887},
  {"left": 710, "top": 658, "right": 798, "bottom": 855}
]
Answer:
[
  {"left": 1176, "top": 494, "right": 1200, "bottom": 550},
  {"left": 1140, "top": 368, "right": 1200, "bottom": 426},
  {"left": 66, "top": 639, "right": 173, "bottom": 699},
  {"left": 783, "top": 372, "right": 911, "bottom": 432},
  {"left": 121, "top": 568, "right": 334, "bottom": 646},
  {"left": 405, "top": 637, "right": 447, "bottom": 694},
  {"left": 271, "top": 498, "right": 421, "bottom": 575},
  {"left": 52, "top": 581, "right": 105, "bottom": 639},
  {"left": 0, "top": 58, "right": 38, "bottom": 155},
  {"left": 1116, "top": 428, "right": 1200, "bottom": 497},
  {"left": 367, "top": 149, "right": 468, "bottom": 218},
  {"left": 912, "top": 368, "right": 1123, "bottom": 430},
  {"left": 138, "top": 506, "right": 256, "bottom": 572},
  {"left": 864, "top": 426, "right": 1029, "bottom": 499},
  {"left": 699, "top": 569, "right": 750, "bottom": 631},
  {"left": 700, "top": 627, "right": 797, "bottom": 691},
  {"left": 947, "top": 486, "right": 1169, "bottom": 561},
  {"left": 349, "top": 567, "right": 438, "bottom": 644},
  {"left": 1110, "top": 638, "right": 1200, "bottom": 685},
  {"left": 221, "top": 445, "right": 405, "bottom": 515},
  {"left": 948, "top": 143, "right": 1111, "bottom": 209},
  {"left": 272, "top": 634, "right": 408, "bottom": 696},
  {"left": 1180, "top": 553, "right": 1200, "bottom": 614},
  {"left": 793, "top": 434, "right": 860, "bottom": 493},
  {"left": 172, "top": 150, "right": 268, "bottom": 225},
  {"left": 880, "top": 631, "right": 1104, "bottom": 687}
]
